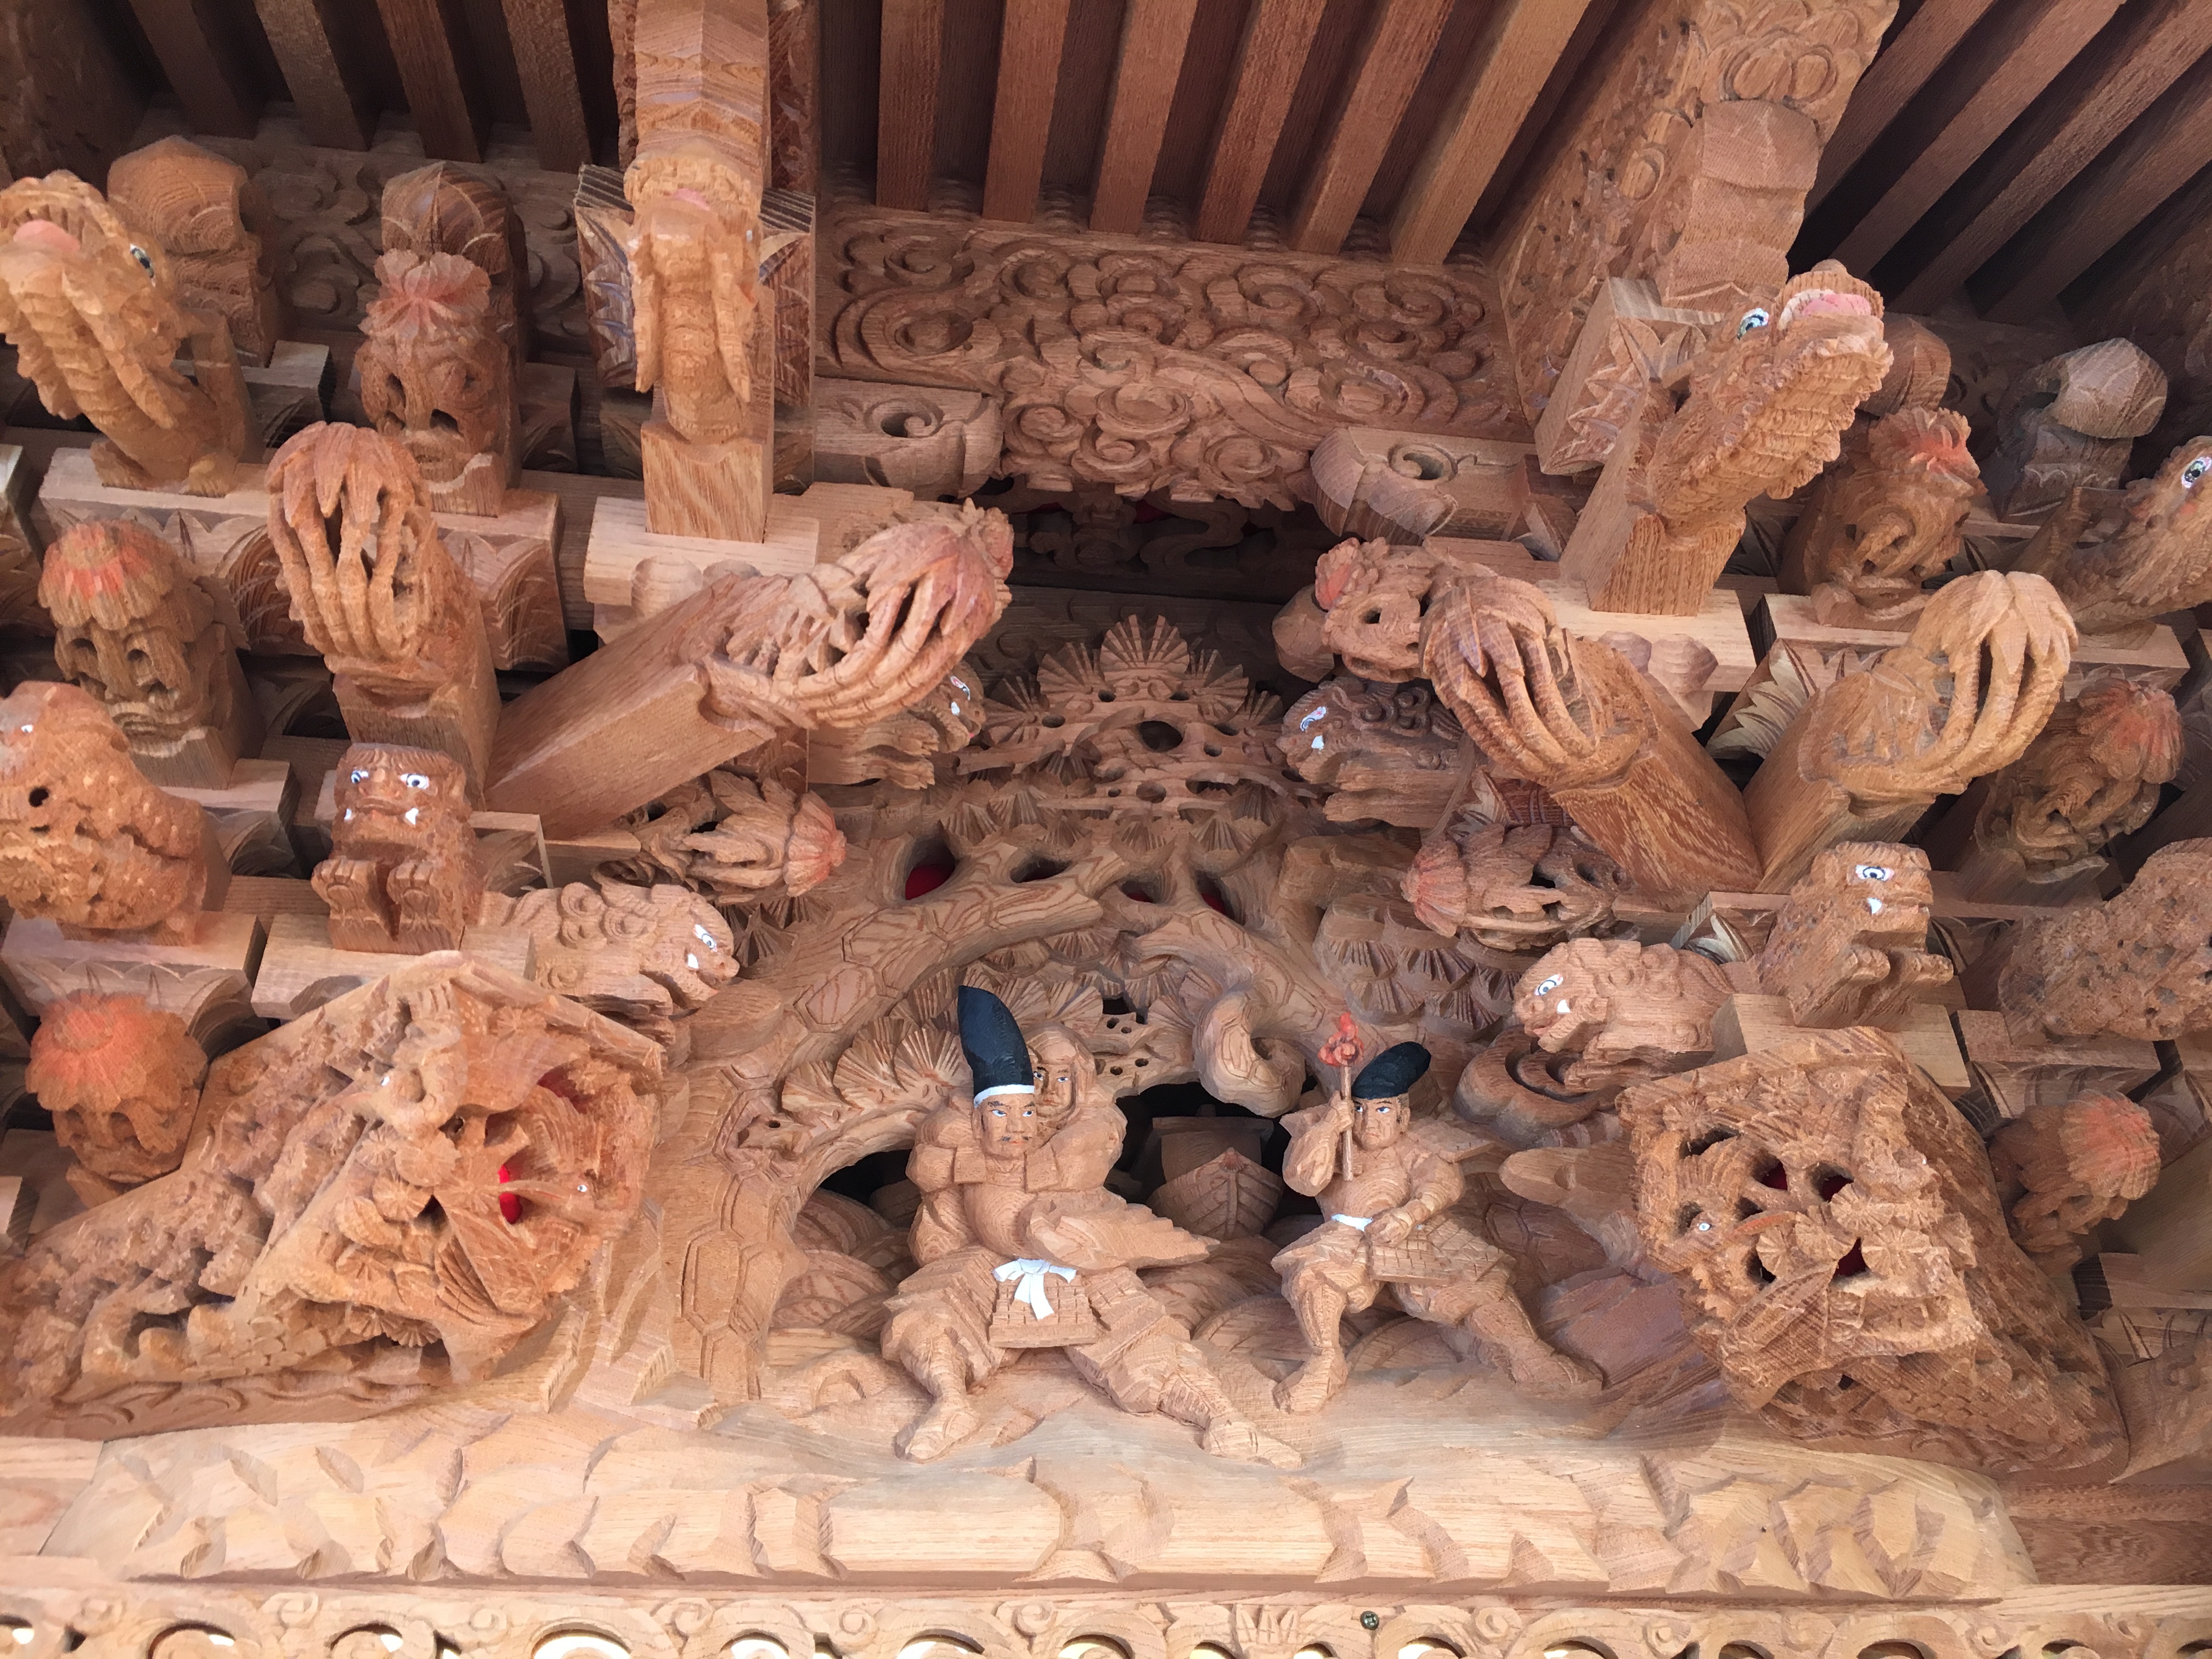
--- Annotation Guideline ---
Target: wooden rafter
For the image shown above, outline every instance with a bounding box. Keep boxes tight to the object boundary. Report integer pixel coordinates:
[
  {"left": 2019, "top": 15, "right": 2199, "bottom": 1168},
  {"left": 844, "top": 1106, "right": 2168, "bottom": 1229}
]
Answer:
[
  {"left": 1193, "top": 0, "right": 1328, "bottom": 246},
  {"left": 1286, "top": 0, "right": 1453, "bottom": 257},
  {"left": 980, "top": 0, "right": 1071, "bottom": 224},
  {"left": 1089, "top": 0, "right": 1200, "bottom": 234}
]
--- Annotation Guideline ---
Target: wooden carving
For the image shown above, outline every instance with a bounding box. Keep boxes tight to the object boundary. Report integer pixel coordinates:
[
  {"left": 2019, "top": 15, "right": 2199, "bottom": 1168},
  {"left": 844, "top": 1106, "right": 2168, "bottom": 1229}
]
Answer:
[
  {"left": 0, "top": 681, "right": 213, "bottom": 936},
  {"left": 2000, "top": 838, "right": 2212, "bottom": 1043},
  {"left": 1420, "top": 567, "right": 1760, "bottom": 904},
  {"left": 821, "top": 202, "right": 1522, "bottom": 510},
  {"left": 1990, "top": 1092, "right": 2162, "bottom": 1273},
  {"left": 381, "top": 162, "right": 531, "bottom": 376},
  {"left": 0, "top": 956, "right": 661, "bottom": 1435},
  {"left": 478, "top": 880, "right": 739, "bottom": 1040},
  {"left": 1273, "top": 1050, "right": 1599, "bottom": 1413},
  {"left": 1622, "top": 1026, "right": 2123, "bottom": 1472},
  {"left": 1974, "top": 676, "right": 2181, "bottom": 884},
  {"left": 39, "top": 518, "right": 262, "bottom": 788},
  {"left": 1778, "top": 407, "right": 1979, "bottom": 628},
  {"left": 1145, "top": 1119, "right": 1282, "bottom": 1242},
  {"left": 311, "top": 744, "right": 482, "bottom": 954},
  {"left": 1754, "top": 843, "right": 1953, "bottom": 1029},
  {"left": 489, "top": 507, "right": 1013, "bottom": 837},
  {"left": 1403, "top": 817, "right": 1625, "bottom": 954},
  {"left": 26, "top": 990, "right": 208, "bottom": 1205},
  {"left": 0, "top": 171, "right": 250, "bottom": 495},
  {"left": 808, "top": 659, "right": 988, "bottom": 789},
  {"left": 1300, "top": 535, "right": 1448, "bottom": 682},
  {"left": 1985, "top": 338, "right": 2167, "bottom": 520},
  {"left": 266, "top": 422, "right": 501, "bottom": 789},
  {"left": 1745, "top": 571, "right": 2077, "bottom": 889},
  {"left": 1562, "top": 268, "right": 1894, "bottom": 616},
  {"left": 607, "top": 770, "right": 847, "bottom": 906},
  {"left": 1283, "top": 678, "right": 1467, "bottom": 827},
  {"left": 2017, "top": 433, "right": 2212, "bottom": 635},
  {"left": 106, "top": 136, "right": 285, "bottom": 365},
  {"left": 356, "top": 250, "right": 516, "bottom": 516}
]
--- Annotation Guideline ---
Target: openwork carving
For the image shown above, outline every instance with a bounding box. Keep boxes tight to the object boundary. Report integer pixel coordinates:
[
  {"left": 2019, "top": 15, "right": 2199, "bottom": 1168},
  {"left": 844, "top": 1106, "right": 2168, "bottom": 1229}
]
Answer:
[
  {"left": 1780, "top": 406, "right": 1978, "bottom": 627},
  {"left": 1421, "top": 567, "right": 1759, "bottom": 902},
  {"left": 356, "top": 250, "right": 514, "bottom": 508},
  {"left": 107, "top": 136, "right": 284, "bottom": 364},
  {"left": 2001, "top": 838, "right": 2212, "bottom": 1042},
  {"left": 1623, "top": 1026, "right": 2124, "bottom": 1472},
  {"left": 1974, "top": 676, "right": 2181, "bottom": 883},
  {"left": 26, "top": 991, "right": 207, "bottom": 1203},
  {"left": 0, "top": 956, "right": 661, "bottom": 1435},
  {"left": 1990, "top": 1091, "right": 2162, "bottom": 1273},
  {"left": 2021, "top": 433, "right": 2212, "bottom": 635},
  {"left": 313, "top": 744, "right": 481, "bottom": 955},
  {"left": 1404, "top": 817, "right": 1625, "bottom": 952},
  {"left": 0, "top": 171, "right": 249, "bottom": 494},
  {"left": 822, "top": 200, "right": 1523, "bottom": 508},
  {"left": 1754, "top": 843, "right": 1953, "bottom": 1029},
  {"left": 0, "top": 681, "right": 211, "bottom": 936},
  {"left": 479, "top": 879, "right": 739, "bottom": 1040}
]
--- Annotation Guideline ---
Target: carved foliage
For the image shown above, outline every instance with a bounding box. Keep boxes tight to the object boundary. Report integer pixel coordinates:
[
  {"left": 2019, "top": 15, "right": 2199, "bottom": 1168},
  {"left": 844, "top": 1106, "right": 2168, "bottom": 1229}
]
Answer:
[
  {"left": 1404, "top": 817, "right": 1625, "bottom": 952},
  {"left": 1623, "top": 1026, "right": 2123, "bottom": 1472},
  {"left": 1754, "top": 843, "right": 1953, "bottom": 1028},
  {"left": 382, "top": 161, "right": 531, "bottom": 372},
  {"left": 1784, "top": 406, "right": 1978, "bottom": 625},
  {"left": 608, "top": 770, "right": 848, "bottom": 905},
  {"left": 1990, "top": 1091, "right": 2162, "bottom": 1273}
]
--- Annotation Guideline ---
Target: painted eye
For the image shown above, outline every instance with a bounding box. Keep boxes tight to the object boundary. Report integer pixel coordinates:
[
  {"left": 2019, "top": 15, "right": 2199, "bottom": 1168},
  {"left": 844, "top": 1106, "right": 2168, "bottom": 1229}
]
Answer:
[
  {"left": 1854, "top": 864, "right": 1892, "bottom": 881},
  {"left": 1299, "top": 705, "right": 1330, "bottom": 730},
  {"left": 128, "top": 244, "right": 153, "bottom": 275},
  {"left": 1534, "top": 974, "right": 1563, "bottom": 997},
  {"left": 1736, "top": 307, "right": 1770, "bottom": 338},
  {"left": 402, "top": 772, "right": 430, "bottom": 790},
  {"left": 2186, "top": 456, "right": 2210, "bottom": 487},
  {"left": 349, "top": 768, "right": 368, "bottom": 784},
  {"left": 692, "top": 923, "right": 718, "bottom": 949}
]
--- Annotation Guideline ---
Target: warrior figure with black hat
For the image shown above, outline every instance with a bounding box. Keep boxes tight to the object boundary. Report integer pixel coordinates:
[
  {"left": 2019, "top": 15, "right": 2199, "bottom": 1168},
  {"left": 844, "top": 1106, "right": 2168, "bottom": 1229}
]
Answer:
[
  {"left": 1272, "top": 1039, "right": 1602, "bottom": 1413},
  {"left": 880, "top": 986, "right": 1301, "bottom": 1466}
]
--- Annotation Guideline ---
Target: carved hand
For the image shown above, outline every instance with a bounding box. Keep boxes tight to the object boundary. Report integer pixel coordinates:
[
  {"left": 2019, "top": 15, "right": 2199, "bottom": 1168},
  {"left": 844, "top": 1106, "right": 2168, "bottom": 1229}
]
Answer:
[{"left": 1367, "top": 1207, "right": 1416, "bottom": 1246}]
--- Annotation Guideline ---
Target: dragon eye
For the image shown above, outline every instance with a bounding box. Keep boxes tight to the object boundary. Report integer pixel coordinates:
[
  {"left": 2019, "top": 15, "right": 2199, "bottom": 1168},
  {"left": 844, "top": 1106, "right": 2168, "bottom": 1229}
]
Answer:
[
  {"left": 402, "top": 772, "right": 430, "bottom": 790},
  {"left": 349, "top": 768, "right": 368, "bottom": 784},
  {"left": 1736, "top": 307, "right": 1770, "bottom": 338},
  {"left": 2186, "top": 456, "right": 2210, "bottom": 487},
  {"left": 1854, "top": 864, "right": 1892, "bottom": 881},
  {"left": 1534, "top": 974, "right": 1563, "bottom": 997}
]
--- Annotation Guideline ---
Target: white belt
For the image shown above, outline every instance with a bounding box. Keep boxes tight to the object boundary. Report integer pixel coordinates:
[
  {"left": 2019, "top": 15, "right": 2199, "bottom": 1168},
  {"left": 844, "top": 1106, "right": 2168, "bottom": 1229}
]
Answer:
[
  {"left": 1331, "top": 1214, "right": 1373, "bottom": 1232},
  {"left": 994, "top": 1257, "right": 1077, "bottom": 1317}
]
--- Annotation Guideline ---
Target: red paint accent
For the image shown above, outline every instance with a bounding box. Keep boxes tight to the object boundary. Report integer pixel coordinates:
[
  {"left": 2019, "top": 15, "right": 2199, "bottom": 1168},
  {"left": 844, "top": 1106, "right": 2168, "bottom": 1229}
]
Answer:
[
  {"left": 1833, "top": 1241, "right": 1869, "bottom": 1279},
  {"left": 905, "top": 857, "right": 955, "bottom": 899},
  {"left": 1121, "top": 883, "right": 1155, "bottom": 902},
  {"left": 1757, "top": 1163, "right": 1789, "bottom": 1190},
  {"left": 498, "top": 1164, "right": 520, "bottom": 1224}
]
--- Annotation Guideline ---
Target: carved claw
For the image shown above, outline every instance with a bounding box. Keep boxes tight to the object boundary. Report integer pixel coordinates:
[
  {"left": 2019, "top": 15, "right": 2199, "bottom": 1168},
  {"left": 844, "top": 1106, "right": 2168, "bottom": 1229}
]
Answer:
[
  {"left": 266, "top": 422, "right": 448, "bottom": 665},
  {"left": 312, "top": 855, "right": 392, "bottom": 940}
]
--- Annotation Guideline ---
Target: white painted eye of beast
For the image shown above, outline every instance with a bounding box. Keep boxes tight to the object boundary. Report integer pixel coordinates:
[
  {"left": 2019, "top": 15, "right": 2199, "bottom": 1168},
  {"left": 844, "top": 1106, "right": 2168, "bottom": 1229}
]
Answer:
[
  {"left": 1534, "top": 974, "right": 1563, "bottom": 998},
  {"left": 1736, "top": 307, "right": 1770, "bottom": 338},
  {"left": 2186, "top": 456, "right": 2211, "bottom": 487},
  {"left": 349, "top": 768, "right": 369, "bottom": 784},
  {"left": 1299, "top": 704, "right": 1329, "bottom": 730},
  {"left": 402, "top": 772, "right": 430, "bottom": 790},
  {"left": 128, "top": 244, "right": 154, "bottom": 276},
  {"left": 1854, "top": 864, "right": 1892, "bottom": 881}
]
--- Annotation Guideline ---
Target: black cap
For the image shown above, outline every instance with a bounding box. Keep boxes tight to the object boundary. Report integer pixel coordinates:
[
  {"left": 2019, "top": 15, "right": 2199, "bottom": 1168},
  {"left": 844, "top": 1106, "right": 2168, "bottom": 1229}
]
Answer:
[
  {"left": 1352, "top": 1041, "right": 1431, "bottom": 1099},
  {"left": 959, "top": 985, "right": 1036, "bottom": 1103}
]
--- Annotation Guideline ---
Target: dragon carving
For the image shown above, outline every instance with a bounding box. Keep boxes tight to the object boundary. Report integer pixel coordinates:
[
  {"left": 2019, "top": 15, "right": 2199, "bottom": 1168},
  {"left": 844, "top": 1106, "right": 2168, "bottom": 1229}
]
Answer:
[
  {"left": 1780, "top": 407, "right": 1980, "bottom": 627},
  {"left": 2018, "top": 434, "right": 2212, "bottom": 635}
]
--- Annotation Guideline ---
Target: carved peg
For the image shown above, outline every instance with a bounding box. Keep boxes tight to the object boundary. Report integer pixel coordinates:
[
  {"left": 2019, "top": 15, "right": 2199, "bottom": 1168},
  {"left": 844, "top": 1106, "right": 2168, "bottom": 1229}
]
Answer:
[
  {"left": 357, "top": 250, "right": 517, "bottom": 516},
  {"left": 2015, "top": 433, "right": 2212, "bottom": 636},
  {"left": 1985, "top": 338, "right": 2167, "bottom": 520},
  {"left": 38, "top": 519, "right": 263, "bottom": 790},
  {"left": 107, "top": 136, "right": 286, "bottom": 366},
  {"left": 1999, "top": 838, "right": 2212, "bottom": 1044},
  {"left": 311, "top": 744, "right": 484, "bottom": 954},
  {"left": 1744, "top": 570, "right": 2077, "bottom": 890},
  {"left": 26, "top": 991, "right": 208, "bottom": 1206},
  {"left": 1420, "top": 566, "right": 1760, "bottom": 905},
  {"left": 1753, "top": 842, "right": 1953, "bottom": 1029},
  {"left": 264, "top": 422, "right": 501, "bottom": 794}
]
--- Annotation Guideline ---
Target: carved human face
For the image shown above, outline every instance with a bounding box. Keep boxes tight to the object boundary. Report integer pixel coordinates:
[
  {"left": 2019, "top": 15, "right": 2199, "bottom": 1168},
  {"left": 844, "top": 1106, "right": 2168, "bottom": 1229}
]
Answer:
[
  {"left": 975, "top": 1090, "right": 1042, "bottom": 1154},
  {"left": 1027, "top": 1026, "right": 1093, "bottom": 1119},
  {"left": 1353, "top": 1092, "right": 1409, "bottom": 1149}
]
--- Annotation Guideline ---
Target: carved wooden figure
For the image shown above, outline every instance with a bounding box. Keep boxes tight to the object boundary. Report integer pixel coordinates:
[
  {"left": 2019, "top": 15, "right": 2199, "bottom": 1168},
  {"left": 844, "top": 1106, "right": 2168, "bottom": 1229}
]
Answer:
[
  {"left": 382, "top": 162, "right": 531, "bottom": 378},
  {"left": 0, "top": 172, "right": 251, "bottom": 495},
  {"left": 356, "top": 251, "right": 516, "bottom": 516},
  {"left": 887, "top": 988, "right": 1299, "bottom": 1466},
  {"left": 1985, "top": 338, "right": 2167, "bottom": 520},
  {"left": 1283, "top": 678, "right": 1468, "bottom": 827},
  {"left": 2016, "top": 433, "right": 2212, "bottom": 635},
  {"left": 1971, "top": 676, "right": 2181, "bottom": 889},
  {"left": 1989, "top": 1091, "right": 2162, "bottom": 1273},
  {"left": 39, "top": 518, "right": 262, "bottom": 789},
  {"left": 1402, "top": 816, "right": 1625, "bottom": 953},
  {"left": 266, "top": 422, "right": 501, "bottom": 791},
  {"left": 1623, "top": 1026, "right": 2124, "bottom": 1472},
  {"left": 0, "top": 956, "right": 661, "bottom": 1435},
  {"left": 311, "top": 745, "right": 483, "bottom": 954},
  {"left": 106, "top": 136, "right": 286, "bottom": 365},
  {"left": 26, "top": 990, "right": 208, "bottom": 1206},
  {"left": 1754, "top": 843, "right": 1953, "bottom": 1029},
  {"left": 1778, "top": 407, "right": 1979, "bottom": 628},
  {"left": 1420, "top": 566, "right": 1760, "bottom": 904},
  {"left": 1744, "top": 571, "right": 2077, "bottom": 889},
  {"left": 477, "top": 880, "right": 740, "bottom": 1040},
  {"left": 609, "top": 770, "right": 846, "bottom": 905},
  {"left": 1561, "top": 267, "right": 1894, "bottom": 615},
  {"left": 0, "top": 681, "right": 218, "bottom": 938},
  {"left": 2001, "top": 838, "right": 2212, "bottom": 1043},
  {"left": 1273, "top": 1040, "right": 1600, "bottom": 1412}
]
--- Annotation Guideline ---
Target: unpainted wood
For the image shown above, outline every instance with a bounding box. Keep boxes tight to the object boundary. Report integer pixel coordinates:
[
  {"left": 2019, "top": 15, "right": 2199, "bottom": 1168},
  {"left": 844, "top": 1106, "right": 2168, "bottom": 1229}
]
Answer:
[
  {"left": 877, "top": 0, "right": 945, "bottom": 212},
  {"left": 249, "top": 0, "right": 379, "bottom": 150},
  {"left": 1192, "top": 0, "right": 1329, "bottom": 246},
  {"left": 373, "top": 0, "right": 490, "bottom": 162},
  {"left": 980, "top": 0, "right": 1071, "bottom": 225},
  {"left": 1285, "top": 0, "right": 1452, "bottom": 256},
  {"left": 1089, "top": 0, "right": 1201, "bottom": 234}
]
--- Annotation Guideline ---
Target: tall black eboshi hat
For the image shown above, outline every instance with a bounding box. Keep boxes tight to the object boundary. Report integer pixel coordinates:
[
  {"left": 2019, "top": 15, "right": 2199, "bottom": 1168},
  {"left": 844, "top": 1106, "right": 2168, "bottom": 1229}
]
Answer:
[
  {"left": 1352, "top": 1041, "right": 1432, "bottom": 1099},
  {"left": 959, "top": 985, "right": 1036, "bottom": 1104}
]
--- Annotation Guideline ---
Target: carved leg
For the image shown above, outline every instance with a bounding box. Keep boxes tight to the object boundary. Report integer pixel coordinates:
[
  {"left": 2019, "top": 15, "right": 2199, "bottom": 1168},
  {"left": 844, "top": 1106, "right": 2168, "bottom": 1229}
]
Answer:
[
  {"left": 1158, "top": 1370, "right": 1300, "bottom": 1470},
  {"left": 1276, "top": 1277, "right": 1351, "bottom": 1414},
  {"left": 1461, "top": 1290, "right": 1603, "bottom": 1400},
  {"left": 311, "top": 855, "right": 394, "bottom": 950},
  {"left": 390, "top": 858, "right": 466, "bottom": 952},
  {"left": 88, "top": 438, "right": 159, "bottom": 492},
  {"left": 182, "top": 450, "right": 240, "bottom": 498},
  {"left": 894, "top": 1353, "right": 982, "bottom": 1463}
]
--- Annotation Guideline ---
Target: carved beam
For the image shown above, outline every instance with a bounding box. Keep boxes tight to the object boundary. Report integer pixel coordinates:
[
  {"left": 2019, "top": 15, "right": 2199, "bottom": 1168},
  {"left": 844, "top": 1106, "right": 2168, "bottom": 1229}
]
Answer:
[
  {"left": 1532, "top": 278, "right": 1714, "bottom": 476},
  {"left": 814, "top": 378, "right": 1000, "bottom": 499},
  {"left": 1305, "top": 429, "right": 1547, "bottom": 544}
]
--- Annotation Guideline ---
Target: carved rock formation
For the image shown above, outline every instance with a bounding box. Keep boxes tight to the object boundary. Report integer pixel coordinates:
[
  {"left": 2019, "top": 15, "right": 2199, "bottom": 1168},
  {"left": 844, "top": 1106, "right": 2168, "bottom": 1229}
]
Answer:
[
  {"left": 2001, "top": 838, "right": 2212, "bottom": 1042},
  {"left": 1623, "top": 1026, "right": 2124, "bottom": 1472},
  {"left": 107, "top": 136, "right": 285, "bottom": 364},
  {"left": 1755, "top": 843, "right": 1953, "bottom": 1028},
  {"left": 0, "top": 171, "right": 250, "bottom": 494},
  {"left": 312, "top": 744, "right": 483, "bottom": 954},
  {"left": 1780, "top": 407, "right": 1979, "bottom": 627},
  {"left": 0, "top": 955, "right": 661, "bottom": 1435},
  {"left": 1974, "top": 676, "right": 2182, "bottom": 882},
  {"left": 26, "top": 991, "right": 208, "bottom": 1204},
  {"left": 1990, "top": 1091, "right": 2162, "bottom": 1273}
]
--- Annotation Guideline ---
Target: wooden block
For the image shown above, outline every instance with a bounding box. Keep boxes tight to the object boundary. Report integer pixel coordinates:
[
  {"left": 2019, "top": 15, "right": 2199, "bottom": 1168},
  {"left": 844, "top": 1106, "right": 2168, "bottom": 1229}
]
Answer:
[
  {"left": 221, "top": 875, "right": 330, "bottom": 916},
  {"left": 980, "top": 0, "right": 1072, "bottom": 224},
  {"left": 583, "top": 492, "right": 821, "bottom": 612},
  {"left": 643, "top": 419, "right": 772, "bottom": 543},
  {"left": 371, "top": 0, "right": 488, "bottom": 162},
  {"left": 1537, "top": 576, "right": 1756, "bottom": 726},
  {"left": 1713, "top": 991, "right": 1970, "bottom": 1098},
  {"left": 876, "top": 0, "right": 944, "bottom": 211},
  {"left": 435, "top": 486, "right": 568, "bottom": 672},
  {"left": 500, "top": 0, "right": 592, "bottom": 171},
  {"left": 250, "top": 0, "right": 379, "bottom": 148},
  {"left": 1285, "top": 0, "right": 1453, "bottom": 256},
  {"left": 815, "top": 380, "right": 1000, "bottom": 499},
  {"left": 1954, "top": 1007, "right": 2162, "bottom": 1119},
  {"left": 1306, "top": 428, "right": 1537, "bottom": 543},
  {"left": 0, "top": 912, "right": 266, "bottom": 1048},
  {"left": 2111, "top": 1136, "right": 2212, "bottom": 1291},
  {"left": 241, "top": 341, "right": 330, "bottom": 450},
  {"left": 519, "top": 360, "right": 579, "bottom": 473},
  {"left": 544, "top": 827, "right": 642, "bottom": 887},
  {"left": 1194, "top": 0, "right": 1329, "bottom": 245},
  {"left": 1090, "top": 0, "right": 1201, "bottom": 234},
  {"left": 0, "top": 1129, "right": 84, "bottom": 1237},
  {"left": 250, "top": 911, "right": 533, "bottom": 1020},
  {"left": 165, "top": 759, "right": 301, "bottom": 878},
  {"left": 1533, "top": 278, "right": 1713, "bottom": 476},
  {"left": 2083, "top": 1252, "right": 2212, "bottom": 1311}
]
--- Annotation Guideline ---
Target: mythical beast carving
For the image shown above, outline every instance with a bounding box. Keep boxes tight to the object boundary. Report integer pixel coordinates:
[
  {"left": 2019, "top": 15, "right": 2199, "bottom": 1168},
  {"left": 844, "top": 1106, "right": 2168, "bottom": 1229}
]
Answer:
[
  {"left": 1754, "top": 843, "right": 1953, "bottom": 1029},
  {"left": 2018, "top": 433, "right": 2212, "bottom": 635},
  {"left": 1780, "top": 406, "right": 1979, "bottom": 627},
  {"left": 0, "top": 171, "right": 251, "bottom": 495}
]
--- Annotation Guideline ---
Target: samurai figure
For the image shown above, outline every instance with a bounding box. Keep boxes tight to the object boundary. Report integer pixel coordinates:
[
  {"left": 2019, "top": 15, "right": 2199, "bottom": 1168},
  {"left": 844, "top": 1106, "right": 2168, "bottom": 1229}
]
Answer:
[
  {"left": 1272, "top": 1041, "right": 1603, "bottom": 1412},
  {"left": 881, "top": 987, "right": 1299, "bottom": 1466}
]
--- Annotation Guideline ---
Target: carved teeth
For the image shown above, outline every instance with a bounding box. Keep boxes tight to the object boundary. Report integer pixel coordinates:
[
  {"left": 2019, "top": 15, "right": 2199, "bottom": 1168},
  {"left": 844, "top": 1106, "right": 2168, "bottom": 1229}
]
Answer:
[{"left": 1778, "top": 287, "right": 1874, "bottom": 329}]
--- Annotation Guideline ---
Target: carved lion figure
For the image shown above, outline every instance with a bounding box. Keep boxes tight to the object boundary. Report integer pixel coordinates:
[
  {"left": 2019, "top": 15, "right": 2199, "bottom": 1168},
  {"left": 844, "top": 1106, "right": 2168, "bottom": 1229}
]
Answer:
[
  {"left": 1512, "top": 938, "right": 1731, "bottom": 1094},
  {"left": 27, "top": 991, "right": 208, "bottom": 1204},
  {"left": 1754, "top": 842, "right": 1953, "bottom": 1029},
  {"left": 1976, "top": 676, "right": 2182, "bottom": 881},
  {"left": 312, "top": 744, "right": 482, "bottom": 953},
  {"left": 1782, "top": 406, "right": 1979, "bottom": 627},
  {"left": 1403, "top": 817, "right": 1624, "bottom": 952},
  {"left": 479, "top": 879, "right": 741, "bottom": 1036},
  {"left": 2021, "top": 433, "right": 2212, "bottom": 635}
]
